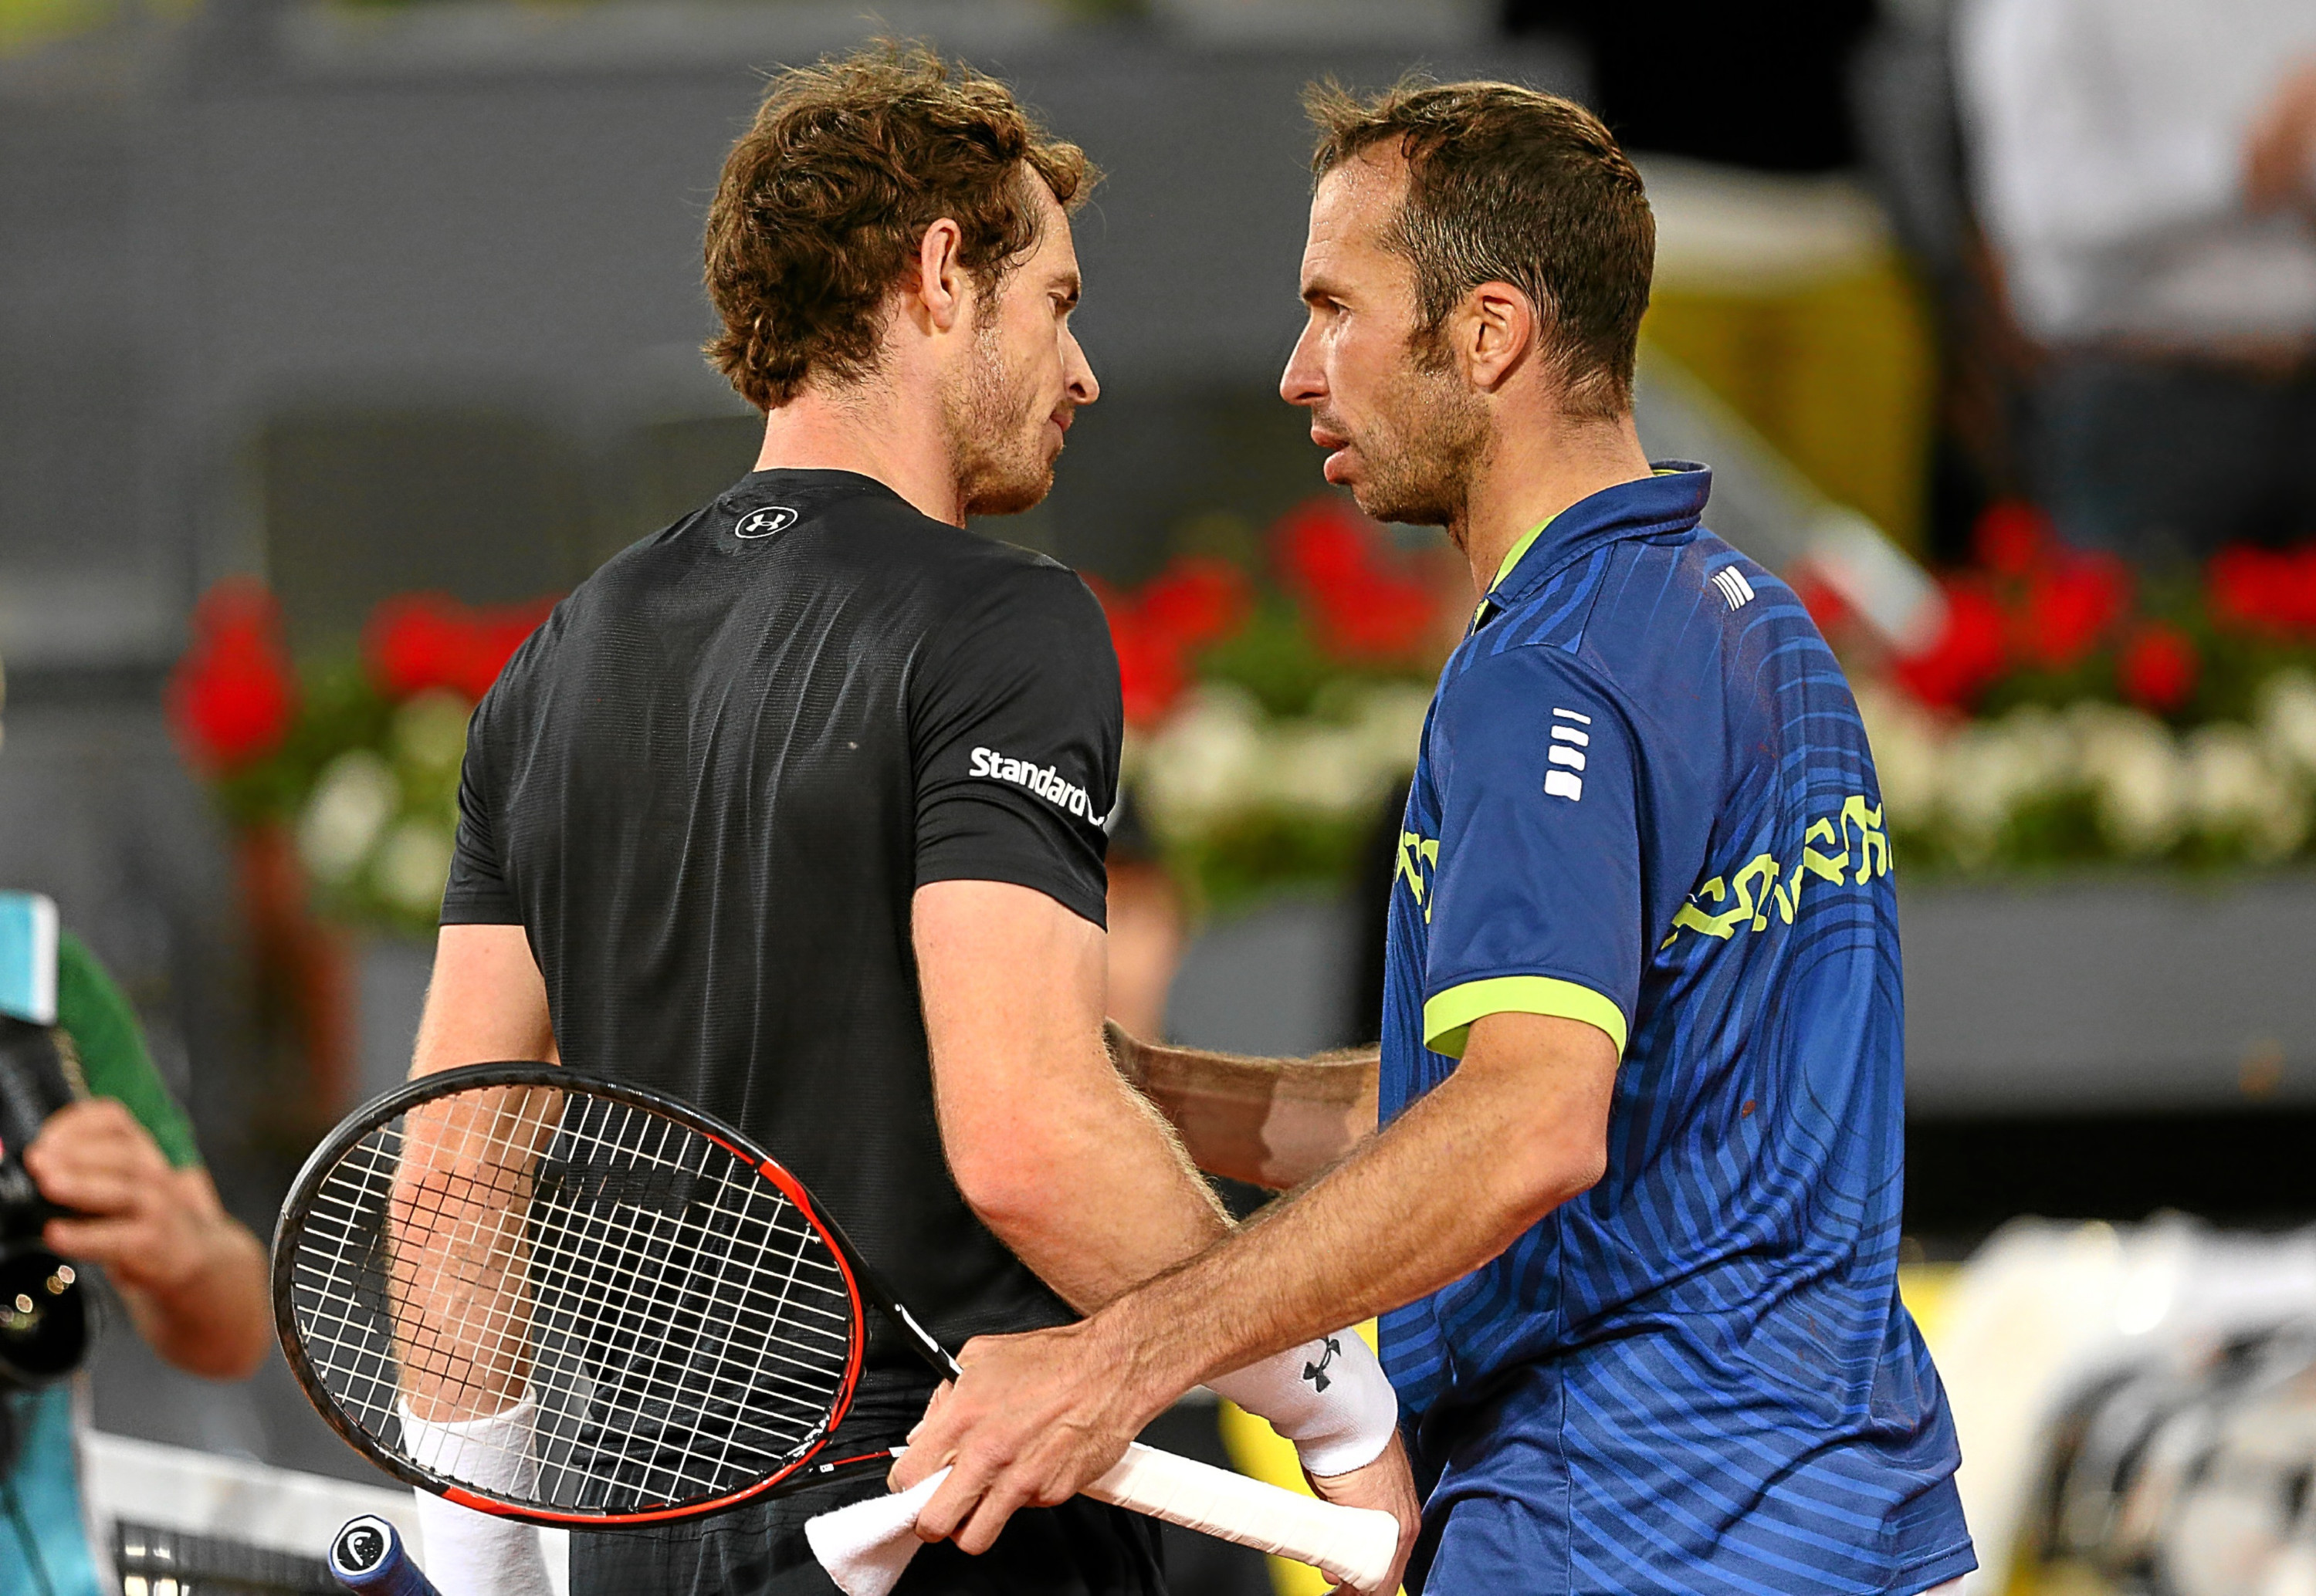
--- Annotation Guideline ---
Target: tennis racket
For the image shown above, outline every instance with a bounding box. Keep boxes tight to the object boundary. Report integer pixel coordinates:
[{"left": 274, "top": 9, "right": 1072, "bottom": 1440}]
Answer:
[{"left": 273, "top": 1062, "right": 1397, "bottom": 1588}]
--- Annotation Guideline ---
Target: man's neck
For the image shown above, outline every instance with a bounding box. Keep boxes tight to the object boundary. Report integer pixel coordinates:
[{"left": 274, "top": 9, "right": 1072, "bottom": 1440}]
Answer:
[
  {"left": 752, "top": 378, "right": 966, "bottom": 527},
  {"left": 1454, "top": 411, "right": 1654, "bottom": 602}
]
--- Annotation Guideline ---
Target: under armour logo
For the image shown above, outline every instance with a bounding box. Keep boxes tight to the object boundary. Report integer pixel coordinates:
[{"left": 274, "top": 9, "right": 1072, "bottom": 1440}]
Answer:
[
  {"left": 736, "top": 506, "right": 797, "bottom": 539},
  {"left": 1302, "top": 1335, "right": 1341, "bottom": 1393}
]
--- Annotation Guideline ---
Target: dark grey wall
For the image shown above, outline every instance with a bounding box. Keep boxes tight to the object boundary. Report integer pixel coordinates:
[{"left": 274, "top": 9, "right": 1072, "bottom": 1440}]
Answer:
[{"left": 0, "top": 5, "right": 1573, "bottom": 664}]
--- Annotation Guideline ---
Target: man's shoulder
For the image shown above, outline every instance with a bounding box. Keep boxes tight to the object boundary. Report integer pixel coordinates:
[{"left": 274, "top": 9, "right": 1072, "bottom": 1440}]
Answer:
[{"left": 911, "top": 532, "right": 1106, "bottom": 645}]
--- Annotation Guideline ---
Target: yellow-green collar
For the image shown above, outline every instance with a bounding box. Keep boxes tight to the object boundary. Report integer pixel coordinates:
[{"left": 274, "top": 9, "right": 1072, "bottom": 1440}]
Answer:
[
  {"left": 1483, "top": 468, "right": 1691, "bottom": 607},
  {"left": 1488, "top": 516, "right": 1556, "bottom": 597}
]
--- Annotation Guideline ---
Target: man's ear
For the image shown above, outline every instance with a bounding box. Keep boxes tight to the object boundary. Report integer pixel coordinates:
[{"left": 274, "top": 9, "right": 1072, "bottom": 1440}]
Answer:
[
  {"left": 909, "top": 218, "right": 970, "bottom": 335},
  {"left": 1458, "top": 281, "right": 1539, "bottom": 393}
]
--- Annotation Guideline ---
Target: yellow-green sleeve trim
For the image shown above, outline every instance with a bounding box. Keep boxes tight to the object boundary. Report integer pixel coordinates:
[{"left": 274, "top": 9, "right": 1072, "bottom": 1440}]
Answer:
[{"left": 1423, "top": 976, "right": 1630, "bottom": 1060}]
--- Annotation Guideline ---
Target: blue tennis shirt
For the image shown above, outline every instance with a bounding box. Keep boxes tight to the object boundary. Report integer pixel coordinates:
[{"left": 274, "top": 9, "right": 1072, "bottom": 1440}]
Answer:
[{"left": 1379, "top": 466, "right": 1974, "bottom": 1595}]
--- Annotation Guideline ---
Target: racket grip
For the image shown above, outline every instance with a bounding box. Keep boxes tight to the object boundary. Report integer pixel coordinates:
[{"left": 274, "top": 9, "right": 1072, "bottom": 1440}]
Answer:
[
  {"left": 1085, "top": 1442, "right": 1400, "bottom": 1591},
  {"left": 330, "top": 1515, "right": 443, "bottom": 1596}
]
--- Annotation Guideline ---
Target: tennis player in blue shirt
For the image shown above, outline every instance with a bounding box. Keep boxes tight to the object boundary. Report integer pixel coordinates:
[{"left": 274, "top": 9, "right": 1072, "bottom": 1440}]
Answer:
[{"left": 898, "top": 78, "right": 1976, "bottom": 1595}]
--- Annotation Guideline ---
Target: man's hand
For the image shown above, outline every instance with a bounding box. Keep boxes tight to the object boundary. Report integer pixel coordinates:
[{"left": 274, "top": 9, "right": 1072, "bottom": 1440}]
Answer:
[
  {"left": 893, "top": 1317, "right": 1420, "bottom": 1595},
  {"left": 893, "top": 1317, "right": 1161, "bottom": 1554},
  {"left": 28, "top": 1099, "right": 212, "bottom": 1297},
  {"left": 22, "top": 1098, "right": 269, "bottom": 1378},
  {"left": 1309, "top": 1434, "right": 1420, "bottom": 1595},
  {"left": 2245, "top": 61, "right": 2316, "bottom": 215}
]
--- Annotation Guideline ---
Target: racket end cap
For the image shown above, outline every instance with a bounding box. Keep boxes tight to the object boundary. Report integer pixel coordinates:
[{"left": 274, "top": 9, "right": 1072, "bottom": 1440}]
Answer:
[{"left": 330, "top": 1514, "right": 399, "bottom": 1577}]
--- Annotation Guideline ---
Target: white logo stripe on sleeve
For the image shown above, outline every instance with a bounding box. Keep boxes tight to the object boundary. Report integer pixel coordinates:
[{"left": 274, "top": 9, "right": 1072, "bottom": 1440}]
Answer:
[{"left": 1545, "top": 709, "right": 1587, "bottom": 800}]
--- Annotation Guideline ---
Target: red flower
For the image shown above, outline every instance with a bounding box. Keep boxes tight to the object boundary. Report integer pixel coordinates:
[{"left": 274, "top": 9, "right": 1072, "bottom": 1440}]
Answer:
[
  {"left": 1112, "top": 614, "right": 1190, "bottom": 726},
  {"left": 1894, "top": 580, "right": 2009, "bottom": 711},
  {"left": 365, "top": 593, "right": 557, "bottom": 703},
  {"left": 2118, "top": 623, "right": 2200, "bottom": 714},
  {"left": 1786, "top": 569, "right": 1851, "bottom": 637},
  {"left": 2013, "top": 551, "right": 2131, "bottom": 670},
  {"left": 1972, "top": 501, "right": 2055, "bottom": 578},
  {"left": 1271, "top": 497, "right": 1443, "bottom": 664},
  {"left": 168, "top": 578, "right": 297, "bottom": 773},
  {"left": 2209, "top": 544, "right": 2316, "bottom": 638},
  {"left": 1136, "top": 556, "right": 1250, "bottom": 651},
  {"left": 1087, "top": 577, "right": 1195, "bottom": 727}
]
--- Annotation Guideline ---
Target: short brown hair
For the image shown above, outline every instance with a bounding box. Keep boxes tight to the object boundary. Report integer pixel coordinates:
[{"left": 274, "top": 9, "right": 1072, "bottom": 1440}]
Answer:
[
  {"left": 704, "top": 42, "right": 1095, "bottom": 411},
  {"left": 1307, "top": 79, "right": 1653, "bottom": 418}
]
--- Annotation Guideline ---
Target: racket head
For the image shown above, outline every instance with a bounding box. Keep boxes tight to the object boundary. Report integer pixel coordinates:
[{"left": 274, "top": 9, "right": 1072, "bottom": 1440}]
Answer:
[{"left": 272, "top": 1062, "right": 870, "bottom": 1526}]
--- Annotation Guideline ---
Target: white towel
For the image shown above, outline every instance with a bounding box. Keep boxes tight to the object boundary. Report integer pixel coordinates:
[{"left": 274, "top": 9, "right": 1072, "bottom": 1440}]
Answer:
[{"left": 803, "top": 1466, "right": 951, "bottom": 1596}]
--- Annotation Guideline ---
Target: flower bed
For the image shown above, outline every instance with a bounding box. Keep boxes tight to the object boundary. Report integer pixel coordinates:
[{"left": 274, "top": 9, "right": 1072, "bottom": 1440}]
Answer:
[
  {"left": 172, "top": 500, "right": 2316, "bottom": 928},
  {"left": 1096, "top": 498, "right": 1451, "bottom": 907},
  {"left": 1850, "top": 508, "right": 2316, "bottom": 874},
  {"left": 169, "top": 581, "right": 556, "bottom": 935}
]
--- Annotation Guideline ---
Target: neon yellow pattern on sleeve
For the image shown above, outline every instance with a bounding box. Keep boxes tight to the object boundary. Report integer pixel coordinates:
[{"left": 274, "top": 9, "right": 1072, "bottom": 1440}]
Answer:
[{"left": 1423, "top": 974, "right": 1630, "bottom": 1060}]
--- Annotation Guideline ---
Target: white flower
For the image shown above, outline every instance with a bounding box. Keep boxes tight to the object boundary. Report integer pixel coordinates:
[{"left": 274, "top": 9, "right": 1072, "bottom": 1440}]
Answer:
[
  {"left": 391, "top": 689, "right": 472, "bottom": 775},
  {"left": 1261, "top": 723, "right": 1383, "bottom": 814},
  {"left": 297, "top": 751, "right": 399, "bottom": 885},
  {"left": 372, "top": 819, "right": 455, "bottom": 915},
  {"left": 2257, "top": 668, "right": 2316, "bottom": 777},
  {"left": 2184, "top": 725, "right": 2309, "bottom": 861},
  {"left": 1855, "top": 682, "right": 1946, "bottom": 834},
  {"left": 2067, "top": 704, "right": 2186, "bottom": 858},
  {"left": 1139, "top": 685, "right": 1266, "bottom": 834},
  {"left": 1942, "top": 708, "right": 2072, "bottom": 863},
  {"left": 1344, "top": 681, "right": 1432, "bottom": 769}
]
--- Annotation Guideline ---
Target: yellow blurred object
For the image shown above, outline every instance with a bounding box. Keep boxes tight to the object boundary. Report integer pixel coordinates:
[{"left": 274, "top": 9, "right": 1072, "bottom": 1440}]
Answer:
[
  {"left": 1639, "top": 158, "right": 1937, "bottom": 553},
  {"left": 1216, "top": 1320, "right": 1403, "bottom": 1596},
  {"left": 0, "top": 0, "right": 104, "bottom": 57},
  {"left": 1898, "top": 1261, "right": 1962, "bottom": 1357}
]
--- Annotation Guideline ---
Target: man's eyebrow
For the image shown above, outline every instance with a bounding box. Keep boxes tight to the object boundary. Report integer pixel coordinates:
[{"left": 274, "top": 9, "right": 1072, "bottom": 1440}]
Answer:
[{"left": 1301, "top": 271, "right": 1348, "bottom": 306}]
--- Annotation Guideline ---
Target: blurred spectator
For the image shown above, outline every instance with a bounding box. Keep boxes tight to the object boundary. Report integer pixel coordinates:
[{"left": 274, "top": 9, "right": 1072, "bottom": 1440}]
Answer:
[
  {"left": 1102, "top": 791, "right": 1184, "bottom": 1043},
  {"left": 1959, "top": 0, "right": 2316, "bottom": 566},
  {"left": 0, "top": 660, "right": 270, "bottom": 1595}
]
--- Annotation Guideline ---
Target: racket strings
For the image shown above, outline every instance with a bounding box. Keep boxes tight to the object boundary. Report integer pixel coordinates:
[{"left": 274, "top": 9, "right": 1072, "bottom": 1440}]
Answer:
[{"left": 288, "top": 1084, "right": 858, "bottom": 1516}]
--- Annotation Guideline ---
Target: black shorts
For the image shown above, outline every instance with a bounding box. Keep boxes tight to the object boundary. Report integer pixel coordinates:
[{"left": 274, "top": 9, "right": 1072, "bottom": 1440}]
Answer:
[
  {"left": 574, "top": 1486, "right": 1166, "bottom": 1596},
  {"left": 570, "top": 1375, "right": 1167, "bottom": 1596}
]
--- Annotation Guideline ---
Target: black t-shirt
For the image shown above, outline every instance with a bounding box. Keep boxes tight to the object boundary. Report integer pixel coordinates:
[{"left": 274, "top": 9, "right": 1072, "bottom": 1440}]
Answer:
[{"left": 444, "top": 467, "right": 1119, "bottom": 1371}]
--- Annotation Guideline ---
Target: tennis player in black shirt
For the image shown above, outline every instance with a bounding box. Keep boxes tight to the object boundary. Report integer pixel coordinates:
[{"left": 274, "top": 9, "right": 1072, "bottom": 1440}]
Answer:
[{"left": 405, "top": 42, "right": 1415, "bottom": 1596}]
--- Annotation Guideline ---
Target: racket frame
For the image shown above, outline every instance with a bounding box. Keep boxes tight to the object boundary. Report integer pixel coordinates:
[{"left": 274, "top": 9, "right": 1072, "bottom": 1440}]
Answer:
[{"left": 272, "top": 1060, "right": 946, "bottom": 1527}]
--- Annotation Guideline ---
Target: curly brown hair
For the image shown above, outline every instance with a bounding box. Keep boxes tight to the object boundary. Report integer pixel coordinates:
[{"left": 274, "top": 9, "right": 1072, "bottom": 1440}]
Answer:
[
  {"left": 1307, "top": 78, "right": 1653, "bottom": 419},
  {"left": 703, "top": 42, "right": 1095, "bottom": 412}
]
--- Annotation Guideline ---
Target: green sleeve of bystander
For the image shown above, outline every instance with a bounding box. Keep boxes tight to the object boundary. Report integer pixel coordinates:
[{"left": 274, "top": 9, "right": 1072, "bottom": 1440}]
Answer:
[{"left": 51, "top": 932, "right": 202, "bottom": 1171}]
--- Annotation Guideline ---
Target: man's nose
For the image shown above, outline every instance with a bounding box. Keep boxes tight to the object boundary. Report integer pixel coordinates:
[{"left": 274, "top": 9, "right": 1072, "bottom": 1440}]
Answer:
[
  {"left": 1280, "top": 323, "right": 1324, "bottom": 407},
  {"left": 1065, "top": 330, "right": 1099, "bottom": 407}
]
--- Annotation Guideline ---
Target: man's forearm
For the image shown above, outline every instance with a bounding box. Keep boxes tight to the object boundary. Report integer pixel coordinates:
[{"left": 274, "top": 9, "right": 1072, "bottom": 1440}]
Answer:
[
  {"left": 1110, "top": 1024, "right": 1378, "bottom": 1189},
  {"left": 1097, "top": 1027, "right": 1610, "bottom": 1418},
  {"left": 965, "top": 1056, "right": 1234, "bottom": 1314}
]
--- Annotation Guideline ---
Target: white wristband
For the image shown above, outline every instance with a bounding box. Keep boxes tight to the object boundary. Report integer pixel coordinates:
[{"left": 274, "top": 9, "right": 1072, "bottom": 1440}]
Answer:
[
  {"left": 398, "top": 1395, "right": 555, "bottom": 1596},
  {"left": 1204, "top": 1329, "right": 1398, "bottom": 1478}
]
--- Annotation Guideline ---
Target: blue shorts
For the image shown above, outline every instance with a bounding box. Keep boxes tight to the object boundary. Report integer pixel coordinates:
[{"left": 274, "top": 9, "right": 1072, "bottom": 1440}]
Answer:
[{"left": 1404, "top": 1361, "right": 1976, "bottom": 1596}]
